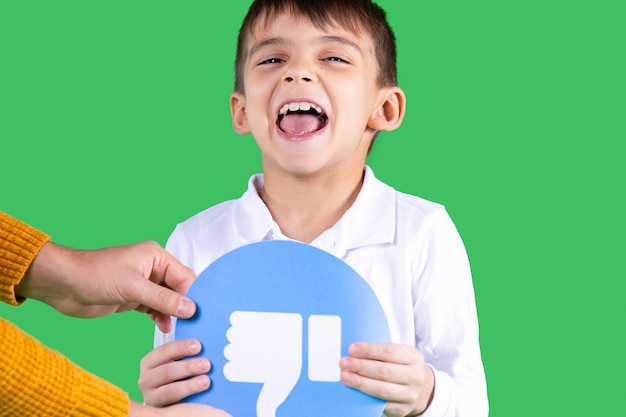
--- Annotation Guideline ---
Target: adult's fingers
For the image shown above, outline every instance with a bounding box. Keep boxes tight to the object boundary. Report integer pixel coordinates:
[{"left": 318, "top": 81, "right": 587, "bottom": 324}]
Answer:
[
  {"left": 132, "top": 279, "right": 196, "bottom": 320},
  {"left": 148, "top": 244, "right": 197, "bottom": 294}
]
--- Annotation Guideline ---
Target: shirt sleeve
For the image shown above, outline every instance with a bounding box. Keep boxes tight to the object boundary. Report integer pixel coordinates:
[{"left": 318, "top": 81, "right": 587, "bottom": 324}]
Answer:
[{"left": 412, "top": 209, "right": 489, "bottom": 417}]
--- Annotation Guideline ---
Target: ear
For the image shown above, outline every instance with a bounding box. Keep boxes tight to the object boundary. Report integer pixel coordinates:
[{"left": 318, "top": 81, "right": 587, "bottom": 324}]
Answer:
[
  {"left": 367, "top": 86, "right": 406, "bottom": 132},
  {"left": 230, "top": 92, "right": 250, "bottom": 135}
]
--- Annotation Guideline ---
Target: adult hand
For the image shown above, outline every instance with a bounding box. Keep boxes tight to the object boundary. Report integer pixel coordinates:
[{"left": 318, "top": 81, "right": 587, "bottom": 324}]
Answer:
[
  {"left": 16, "top": 241, "right": 196, "bottom": 333},
  {"left": 339, "top": 342, "right": 435, "bottom": 417},
  {"left": 129, "top": 401, "right": 231, "bottom": 417}
]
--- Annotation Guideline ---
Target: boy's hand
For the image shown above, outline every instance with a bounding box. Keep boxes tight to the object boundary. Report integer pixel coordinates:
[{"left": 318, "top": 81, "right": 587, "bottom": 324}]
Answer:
[
  {"left": 139, "top": 340, "right": 212, "bottom": 407},
  {"left": 339, "top": 342, "right": 434, "bottom": 417},
  {"left": 129, "top": 401, "right": 232, "bottom": 417}
]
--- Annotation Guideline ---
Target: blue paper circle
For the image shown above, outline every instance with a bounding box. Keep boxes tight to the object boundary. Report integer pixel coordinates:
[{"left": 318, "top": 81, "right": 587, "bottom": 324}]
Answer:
[{"left": 175, "top": 240, "right": 390, "bottom": 417}]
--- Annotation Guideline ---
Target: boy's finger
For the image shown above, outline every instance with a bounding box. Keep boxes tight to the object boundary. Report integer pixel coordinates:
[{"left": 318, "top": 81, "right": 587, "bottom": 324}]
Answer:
[
  {"left": 348, "top": 342, "right": 421, "bottom": 365},
  {"left": 340, "top": 356, "right": 407, "bottom": 384},
  {"left": 146, "top": 374, "right": 211, "bottom": 407},
  {"left": 169, "top": 404, "right": 234, "bottom": 417},
  {"left": 140, "top": 340, "right": 202, "bottom": 369},
  {"left": 143, "top": 357, "right": 211, "bottom": 391},
  {"left": 340, "top": 369, "right": 403, "bottom": 402}
]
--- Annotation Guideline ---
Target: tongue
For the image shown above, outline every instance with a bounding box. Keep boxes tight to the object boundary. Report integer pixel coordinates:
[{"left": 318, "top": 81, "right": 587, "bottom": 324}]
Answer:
[{"left": 279, "top": 113, "right": 323, "bottom": 135}]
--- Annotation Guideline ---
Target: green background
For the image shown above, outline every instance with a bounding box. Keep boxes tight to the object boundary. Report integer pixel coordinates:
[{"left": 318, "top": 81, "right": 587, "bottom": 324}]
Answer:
[{"left": 1, "top": 1, "right": 624, "bottom": 415}]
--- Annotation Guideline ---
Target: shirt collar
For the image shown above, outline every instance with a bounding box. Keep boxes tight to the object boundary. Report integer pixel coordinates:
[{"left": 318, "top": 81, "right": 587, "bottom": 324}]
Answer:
[
  {"left": 232, "top": 174, "right": 276, "bottom": 244},
  {"left": 232, "top": 166, "right": 396, "bottom": 257}
]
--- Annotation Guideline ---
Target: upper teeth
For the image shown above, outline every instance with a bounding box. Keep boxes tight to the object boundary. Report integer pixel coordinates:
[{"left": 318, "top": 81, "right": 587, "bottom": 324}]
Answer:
[{"left": 279, "top": 102, "right": 323, "bottom": 115}]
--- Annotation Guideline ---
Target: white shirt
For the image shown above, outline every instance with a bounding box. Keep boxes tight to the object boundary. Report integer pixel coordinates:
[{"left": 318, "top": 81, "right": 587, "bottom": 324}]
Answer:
[{"left": 157, "top": 166, "right": 488, "bottom": 417}]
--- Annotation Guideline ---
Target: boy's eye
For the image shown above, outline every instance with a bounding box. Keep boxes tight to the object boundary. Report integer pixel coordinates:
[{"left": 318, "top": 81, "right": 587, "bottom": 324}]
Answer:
[
  {"left": 324, "top": 56, "right": 349, "bottom": 63},
  {"left": 259, "top": 57, "right": 284, "bottom": 65}
]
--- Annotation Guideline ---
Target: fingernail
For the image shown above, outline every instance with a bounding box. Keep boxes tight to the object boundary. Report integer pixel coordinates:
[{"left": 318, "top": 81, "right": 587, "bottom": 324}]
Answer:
[
  {"left": 198, "top": 375, "right": 210, "bottom": 389},
  {"left": 339, "top": 357, "right": 349, "bottom": 368},
  {"left": 177, "top": 297, "right": 194, "bottom": 316},
  {"left": 198, "top": 359, "right": 211, "bottom": 372}
]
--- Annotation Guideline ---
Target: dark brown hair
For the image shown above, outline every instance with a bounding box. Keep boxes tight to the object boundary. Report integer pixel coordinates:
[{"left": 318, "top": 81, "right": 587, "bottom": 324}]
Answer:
[{"left": 234, "top": 0, "right": 397, "bottom": 92}]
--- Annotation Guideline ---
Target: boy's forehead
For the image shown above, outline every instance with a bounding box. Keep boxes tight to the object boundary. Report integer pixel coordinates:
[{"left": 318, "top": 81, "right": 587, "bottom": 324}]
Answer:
[{"left": 244, "top": 11, "right": 373, "bottom": 53}]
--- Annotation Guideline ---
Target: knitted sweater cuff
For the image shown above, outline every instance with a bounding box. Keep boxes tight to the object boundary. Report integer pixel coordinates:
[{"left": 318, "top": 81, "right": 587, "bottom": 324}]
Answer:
[{"left": 0, "top": 212, "right": 51, "bottom": 305}]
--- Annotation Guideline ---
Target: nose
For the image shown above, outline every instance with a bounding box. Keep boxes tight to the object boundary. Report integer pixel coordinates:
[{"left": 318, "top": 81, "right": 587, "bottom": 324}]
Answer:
[
  {"left": 283, "top": 60, "right": 315, "bottom": 84},
  {"left": 284, "top": 74, "right": 312, "bottom": 83}
]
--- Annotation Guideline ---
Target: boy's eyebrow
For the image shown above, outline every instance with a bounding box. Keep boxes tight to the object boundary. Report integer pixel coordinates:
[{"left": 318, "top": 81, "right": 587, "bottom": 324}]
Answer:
[
  {"left": 249, "top": 37, "right": 287, "bottom": 57},
  {"left": 248, "top": 35, "right": 363, "bottom": 57},
  {"left": 317, "top": 35, "right": 363, "bottom": 55}
]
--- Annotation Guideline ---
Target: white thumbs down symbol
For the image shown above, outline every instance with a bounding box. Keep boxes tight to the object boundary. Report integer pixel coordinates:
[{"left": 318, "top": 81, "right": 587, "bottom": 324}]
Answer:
[{"left": 224, "top": 311, "right": 341, "bottom": 417}]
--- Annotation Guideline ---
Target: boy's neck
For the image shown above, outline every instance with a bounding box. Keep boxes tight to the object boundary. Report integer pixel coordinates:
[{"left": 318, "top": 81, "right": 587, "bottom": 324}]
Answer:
[{"left": 259, "top": 167, "right": 365, "bottom": 243}]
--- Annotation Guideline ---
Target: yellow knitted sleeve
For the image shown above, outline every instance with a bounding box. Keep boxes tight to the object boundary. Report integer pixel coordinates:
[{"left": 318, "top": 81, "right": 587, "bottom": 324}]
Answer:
[
  {"left": 0, "top": 211, "right": 50, "bottom": 305},
  {"left": 0, "top": 211, "right": 131, "bottom": 417},
  {"left": 0, "top": 318, "right": 131, "bottom": 416}
]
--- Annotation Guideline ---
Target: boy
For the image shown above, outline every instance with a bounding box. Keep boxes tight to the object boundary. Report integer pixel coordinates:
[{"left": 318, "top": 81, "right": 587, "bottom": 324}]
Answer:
[{"left": 139, "top": 1, "right": 488, "bottom": 416}]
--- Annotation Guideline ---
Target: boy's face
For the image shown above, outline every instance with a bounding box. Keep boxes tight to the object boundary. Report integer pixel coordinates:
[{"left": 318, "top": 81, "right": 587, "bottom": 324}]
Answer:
[{"left": 230, "top": 12, "right": 403, "bottom": 178}]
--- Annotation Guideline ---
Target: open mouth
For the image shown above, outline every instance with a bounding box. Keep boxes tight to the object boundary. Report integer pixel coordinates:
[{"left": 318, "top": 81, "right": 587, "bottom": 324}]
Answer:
[{"left": 277, "top": 101, "right": 328, "bottom": 136}]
